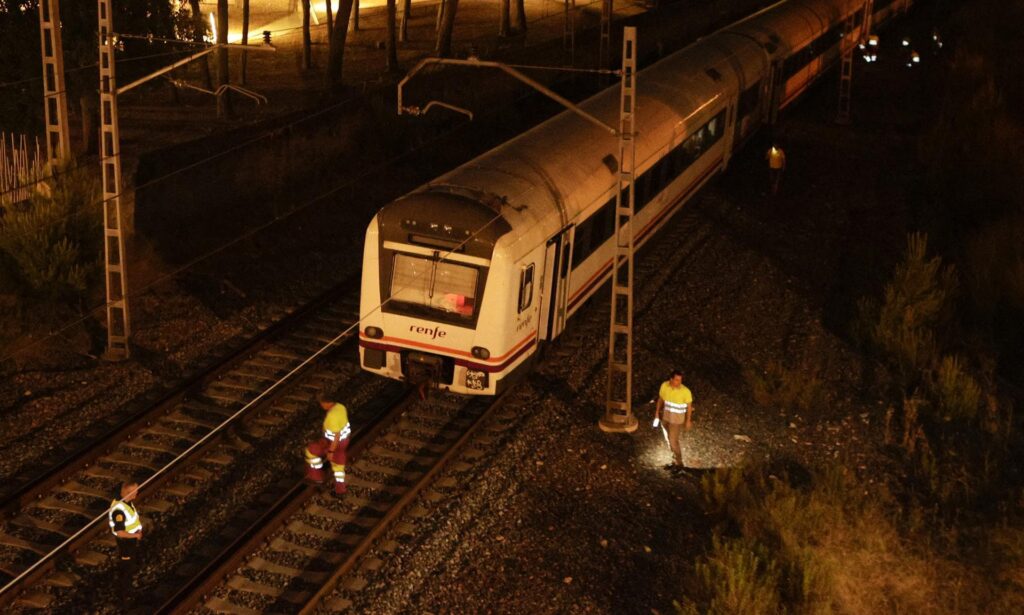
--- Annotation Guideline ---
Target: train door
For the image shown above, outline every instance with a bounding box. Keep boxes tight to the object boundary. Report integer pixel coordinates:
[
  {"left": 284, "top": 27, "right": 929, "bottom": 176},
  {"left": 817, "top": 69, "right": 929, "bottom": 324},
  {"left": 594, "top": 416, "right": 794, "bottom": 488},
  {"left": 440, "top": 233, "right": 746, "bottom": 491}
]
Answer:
[{"left": 539, "top": 226, "right": 573, "bottom": 341}]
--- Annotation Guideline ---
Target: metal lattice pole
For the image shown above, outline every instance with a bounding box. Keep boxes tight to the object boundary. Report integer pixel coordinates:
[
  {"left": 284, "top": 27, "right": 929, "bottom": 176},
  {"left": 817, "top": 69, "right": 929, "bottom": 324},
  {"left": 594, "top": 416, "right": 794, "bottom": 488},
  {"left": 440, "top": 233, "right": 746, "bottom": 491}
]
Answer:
[
  {"left": 38, "top": 0, "right": 71, "bottom": 163},
  {"left": 98, "top": 0, "right": 131, "bottom": 360},
  {"left": 835, "top": 14, "right": 855, "bottom": 124},
  {"left": 563, "top": 0, "right": 576, "bottom": 65},
  {"left": 600, "top": 26, "right": 638, "bottom": 434}
]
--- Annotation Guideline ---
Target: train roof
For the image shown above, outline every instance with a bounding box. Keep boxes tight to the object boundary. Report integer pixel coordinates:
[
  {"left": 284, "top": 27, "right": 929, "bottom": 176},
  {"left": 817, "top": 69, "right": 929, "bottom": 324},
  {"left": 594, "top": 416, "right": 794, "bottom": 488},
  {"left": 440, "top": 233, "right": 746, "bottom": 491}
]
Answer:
[
  {"left": 392, "top": 0, "right": 858, "bottom": 256},
  {"left": 415, "top": 37, "right": 755, "bottom": 255},
  {"left": 723, "top": 0, "right": 862, "bottom": 54}
]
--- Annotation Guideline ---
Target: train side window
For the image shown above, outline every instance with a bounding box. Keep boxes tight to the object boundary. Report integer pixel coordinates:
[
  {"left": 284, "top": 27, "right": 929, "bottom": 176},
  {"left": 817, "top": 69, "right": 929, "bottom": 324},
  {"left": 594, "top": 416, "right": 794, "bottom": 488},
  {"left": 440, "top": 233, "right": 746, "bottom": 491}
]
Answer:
[
  {"left": 738, "top": 80, "right": 762, "bottom": 117},
  {"left": 659, "top": 154, "right": 673, "bottom": 186},
  {"left": 518, "top": 264, "right": 535, "bottom": 313}
]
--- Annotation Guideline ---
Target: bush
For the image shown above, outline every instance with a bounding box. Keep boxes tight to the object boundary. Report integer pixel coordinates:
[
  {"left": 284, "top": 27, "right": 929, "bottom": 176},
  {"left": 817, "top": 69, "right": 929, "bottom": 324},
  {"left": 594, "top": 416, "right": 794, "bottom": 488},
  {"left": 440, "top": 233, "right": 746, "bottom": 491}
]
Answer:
[
  {"left": 858, "top": 233, "right": 957, "bottom": 383},
  {"left": 0, "top": 163, "right": 100, "bottom": 301},
  {"left": 678, "top": 535, "right": 781, "bottom": 615},
  {"left": 743, "top": 360, "right": 823, "bottom": 415},
  {"left": 689, "top": 464, "right": 940, "bottom": 614},
  {"left": 928, "top": 355, "right": 981, "bottom": 422}
]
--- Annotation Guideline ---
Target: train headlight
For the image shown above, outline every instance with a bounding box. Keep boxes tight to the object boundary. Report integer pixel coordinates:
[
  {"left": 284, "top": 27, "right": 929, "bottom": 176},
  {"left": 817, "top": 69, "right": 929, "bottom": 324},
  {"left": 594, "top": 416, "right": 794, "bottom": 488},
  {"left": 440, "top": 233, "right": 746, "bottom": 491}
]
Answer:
[
  {"left": 365, "top": 326, "right": 384, "bottom": 339},
  {"left": 471, "top": 346, "right": 490, "bottom": 360},
  {"left": 465, "top": 369, "right": 488, "bottom": 390}
]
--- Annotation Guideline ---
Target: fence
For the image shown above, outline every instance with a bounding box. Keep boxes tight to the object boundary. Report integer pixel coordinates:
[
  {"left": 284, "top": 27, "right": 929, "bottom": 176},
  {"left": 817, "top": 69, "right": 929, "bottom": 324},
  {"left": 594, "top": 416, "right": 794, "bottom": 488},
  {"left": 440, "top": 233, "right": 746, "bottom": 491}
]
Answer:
[{"left": 0, "top": 133, "right": 45, "bottom": 210}]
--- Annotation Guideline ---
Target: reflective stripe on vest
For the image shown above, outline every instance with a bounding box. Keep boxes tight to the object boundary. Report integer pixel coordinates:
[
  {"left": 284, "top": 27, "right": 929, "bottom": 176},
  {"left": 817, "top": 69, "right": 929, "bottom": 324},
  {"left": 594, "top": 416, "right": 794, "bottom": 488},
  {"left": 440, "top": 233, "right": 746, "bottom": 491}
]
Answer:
[
  {"left": 324, "top": 423, "right": 351, "bottom": 442},
  {"left": 109, "top": 500, "right": 142, "bottom": 534},
  {"left": 664, "top": 400, "right": 689, "bottom": 413}
]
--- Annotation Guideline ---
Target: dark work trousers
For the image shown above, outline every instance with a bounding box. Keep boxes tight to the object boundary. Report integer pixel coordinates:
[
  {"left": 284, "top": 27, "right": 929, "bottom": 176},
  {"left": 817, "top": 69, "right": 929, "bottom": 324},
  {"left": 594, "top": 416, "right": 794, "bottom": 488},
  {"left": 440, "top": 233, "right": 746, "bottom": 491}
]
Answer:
[{"left": 115, "top": 537, "right": 140, "bottom": 595}]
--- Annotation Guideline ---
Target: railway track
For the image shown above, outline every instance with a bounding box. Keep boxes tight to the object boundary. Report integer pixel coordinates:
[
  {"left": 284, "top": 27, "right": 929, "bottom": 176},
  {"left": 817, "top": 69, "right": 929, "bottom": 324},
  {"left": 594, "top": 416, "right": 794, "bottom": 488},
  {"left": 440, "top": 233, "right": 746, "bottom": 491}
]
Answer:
[
  {"left": 154, "top": 389, "right": 520, "bottom": 615},
  {"left": 0, "top": 277, "right": 368, "bottom": 609}
]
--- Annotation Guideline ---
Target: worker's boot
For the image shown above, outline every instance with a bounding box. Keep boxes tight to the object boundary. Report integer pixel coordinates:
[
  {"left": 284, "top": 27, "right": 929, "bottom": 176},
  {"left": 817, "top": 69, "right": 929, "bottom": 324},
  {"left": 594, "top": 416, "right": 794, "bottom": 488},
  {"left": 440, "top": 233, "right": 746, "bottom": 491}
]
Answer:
[
  {"left": 305, "top": 467, "right": 325, "bottom": 484},
  {"left": 333, "top": 480, "right": 347, "bottom": 495}
]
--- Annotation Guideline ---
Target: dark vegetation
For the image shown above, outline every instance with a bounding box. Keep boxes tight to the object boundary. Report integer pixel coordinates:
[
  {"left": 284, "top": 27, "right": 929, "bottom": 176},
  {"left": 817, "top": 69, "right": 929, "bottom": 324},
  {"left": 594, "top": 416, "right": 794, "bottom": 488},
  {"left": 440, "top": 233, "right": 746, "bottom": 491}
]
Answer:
[{"left": 686, "top": 2, "right": 1024, "bottom": 612}]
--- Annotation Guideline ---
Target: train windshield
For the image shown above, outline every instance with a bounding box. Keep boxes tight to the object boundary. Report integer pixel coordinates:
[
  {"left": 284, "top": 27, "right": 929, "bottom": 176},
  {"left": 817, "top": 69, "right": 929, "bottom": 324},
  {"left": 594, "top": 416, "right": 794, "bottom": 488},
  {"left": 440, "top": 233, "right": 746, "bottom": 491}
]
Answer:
[{"left": 390, "top": 253, "right": 479, "bottom": 320}]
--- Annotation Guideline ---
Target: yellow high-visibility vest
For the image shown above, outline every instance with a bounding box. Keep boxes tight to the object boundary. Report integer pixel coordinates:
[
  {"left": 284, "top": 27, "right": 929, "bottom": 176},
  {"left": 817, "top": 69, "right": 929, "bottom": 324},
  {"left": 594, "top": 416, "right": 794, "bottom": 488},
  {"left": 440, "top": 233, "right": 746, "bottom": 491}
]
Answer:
[
  {"left": 108, "top": 499, "right": 142, "bottom": 535},
  {"left": 323, "top": 403, "right": 351, "bottom": 441},
  {"left": 659, "top": 382, "right": 693, "bottom": 413}
]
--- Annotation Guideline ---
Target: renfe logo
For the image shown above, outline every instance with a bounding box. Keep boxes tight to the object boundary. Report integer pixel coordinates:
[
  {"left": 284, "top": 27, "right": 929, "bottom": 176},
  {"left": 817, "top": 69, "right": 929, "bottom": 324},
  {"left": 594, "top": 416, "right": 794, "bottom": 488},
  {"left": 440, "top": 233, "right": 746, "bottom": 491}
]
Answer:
[{"left": 410, "top": 324, "right": 447, "bottom": 340}]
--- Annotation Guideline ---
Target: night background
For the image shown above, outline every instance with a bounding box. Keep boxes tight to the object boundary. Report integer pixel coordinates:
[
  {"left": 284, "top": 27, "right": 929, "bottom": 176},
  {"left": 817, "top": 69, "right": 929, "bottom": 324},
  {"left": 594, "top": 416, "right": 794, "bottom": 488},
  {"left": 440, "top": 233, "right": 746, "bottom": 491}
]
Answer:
[{"left": 0, "top": 0, "right": 1022, "bottom": 612}]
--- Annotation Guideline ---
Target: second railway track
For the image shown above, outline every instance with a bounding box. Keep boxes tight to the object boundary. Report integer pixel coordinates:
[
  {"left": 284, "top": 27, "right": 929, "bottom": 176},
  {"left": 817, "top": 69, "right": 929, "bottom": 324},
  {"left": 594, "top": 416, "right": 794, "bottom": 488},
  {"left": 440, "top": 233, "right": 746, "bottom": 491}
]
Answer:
[
  {"left": 158, "top": 387, "right": 521, "bottom": 615},
  {"left": 0, "top": 275, "right": 379, "bottom": 610}
]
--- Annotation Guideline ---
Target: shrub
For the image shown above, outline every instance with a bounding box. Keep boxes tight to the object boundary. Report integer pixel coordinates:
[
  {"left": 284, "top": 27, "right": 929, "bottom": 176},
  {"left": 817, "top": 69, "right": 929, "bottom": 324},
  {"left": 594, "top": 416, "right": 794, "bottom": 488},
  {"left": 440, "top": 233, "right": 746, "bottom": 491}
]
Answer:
[
  {"left": 860, "top": 233, "right": 957, "bottom": 382},
  {"left": 0, "top": 163, "right": 100, "bottom": 301},
  {"left": 744, "top": 360, "right": 823, "bottom": 415},
  {"left": 928, "top": 355, "right": 981, "bottom": 422},
  {"left": 683, "top": 535, "right": 782, "bottom": 615},
  {"left": 689, "top": 464, "right": 939, "bottom": 614}
]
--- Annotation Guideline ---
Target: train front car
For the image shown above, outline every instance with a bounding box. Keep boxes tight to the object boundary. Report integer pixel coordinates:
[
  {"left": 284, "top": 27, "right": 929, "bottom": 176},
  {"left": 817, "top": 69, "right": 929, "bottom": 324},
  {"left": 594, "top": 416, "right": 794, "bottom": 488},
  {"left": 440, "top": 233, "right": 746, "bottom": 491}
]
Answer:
[{"left": 359, "top": 190, "right": 531, "bottom": 395}]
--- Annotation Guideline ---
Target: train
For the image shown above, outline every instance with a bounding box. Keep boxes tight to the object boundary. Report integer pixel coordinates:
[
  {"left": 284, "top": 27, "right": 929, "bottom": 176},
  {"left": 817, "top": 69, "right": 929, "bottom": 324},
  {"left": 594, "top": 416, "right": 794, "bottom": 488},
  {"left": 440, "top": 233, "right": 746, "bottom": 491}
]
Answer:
[{"left": 358, "top": 0, "right": 913, "bottom": 395}]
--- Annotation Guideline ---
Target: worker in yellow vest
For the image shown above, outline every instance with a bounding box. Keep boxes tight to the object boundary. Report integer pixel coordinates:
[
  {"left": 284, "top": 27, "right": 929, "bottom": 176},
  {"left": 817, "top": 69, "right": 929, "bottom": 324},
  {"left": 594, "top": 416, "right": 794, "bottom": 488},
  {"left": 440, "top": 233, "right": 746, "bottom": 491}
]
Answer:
[
  {"left": 304, "top": 395, "right": 351, "bottom": 495},
  {"left": 108, "top": 482, "right": 143, "bottom": 593},
  {"left": 655, "top": 370, "right": 695, "bottom": 467},
  {"left": 766, "top": 143, "right": 787, "bottom": 196}
]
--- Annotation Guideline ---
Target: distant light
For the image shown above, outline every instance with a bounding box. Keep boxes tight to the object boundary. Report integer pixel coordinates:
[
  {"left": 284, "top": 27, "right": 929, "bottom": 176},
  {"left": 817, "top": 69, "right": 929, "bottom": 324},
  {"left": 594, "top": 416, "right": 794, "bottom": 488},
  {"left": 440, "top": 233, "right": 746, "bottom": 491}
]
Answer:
[{"left": 902, "top": 37, "right": 910, "bottom": 47}]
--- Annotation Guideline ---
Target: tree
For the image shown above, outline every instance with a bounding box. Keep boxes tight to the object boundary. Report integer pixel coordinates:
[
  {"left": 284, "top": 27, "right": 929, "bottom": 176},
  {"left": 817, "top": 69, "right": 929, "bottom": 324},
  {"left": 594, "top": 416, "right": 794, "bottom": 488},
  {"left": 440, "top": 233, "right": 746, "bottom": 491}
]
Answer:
[
  {"left": 499, "top": 0, "right": 511, "bottom": 37},
  {"left": 241, "top": 0, "right": 251, "bottom": 84},
  {"left": 326, "top": 0, "right": 334, "bottom": 39},
  {"left": 436, "top": 0, "right": 459, "bottom": 57},
  {"left": 325, "top": 0, "right": 356, "bottom": 92},
  {"left": 189, "top": 0, "right": 213, "bottom": 89},
  {"left": 400, "top": 0, "right": 411, "bottom": 42},
  {"left": 301, "top": 0, "right": 312, "bottom": 70},
  {"left": 386, "top": 0, "right": 398, "bottom": 72},
  {"left": 216, "top": 0, "right": 231, "bottom": 118},
  {"left": 513, "top": 0, "right": 527, "bottom": 33}
]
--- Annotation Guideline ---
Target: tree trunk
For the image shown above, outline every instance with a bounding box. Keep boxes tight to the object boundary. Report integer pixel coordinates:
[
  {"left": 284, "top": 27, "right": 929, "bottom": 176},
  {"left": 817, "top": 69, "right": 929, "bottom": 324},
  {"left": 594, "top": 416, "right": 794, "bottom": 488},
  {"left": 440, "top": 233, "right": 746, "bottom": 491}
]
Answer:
[
  {"left": 241, "top": 0, "right": 250, "bottom": 84},
  {"left": 435, "top": 0, "right": 459, "bottom": 57},
  {"left": 499, "top": 0, "right": 510, "bottom": 37},
  {"left": 436, "top": 0, "right": 445, "bottom": 34},
  {"left": 386, "top": 0, "right": 398, "bottom": 71},
  {"left": 325, "top": 0, "right": 356, "bottom": 93},
  {"left": 513, "top": 0, "right": 527, "bottom": 33},
  {"left": 326, "top": 0, "right": 334, "bottom": 39},
  {"left": 189, "top": 0, "right": 213, "bottom": 89},
  {"left": 351, "top": 0, "right": 360, "bottom": 31},
  {"left": 301, "top": 0, "right": 312, "bottom": 70},
  {"left": 400, "top": 0, "right": 411, "bottom": 43},
  {"left": 216, "top": 0, "right": 232, "bottom": 119}
]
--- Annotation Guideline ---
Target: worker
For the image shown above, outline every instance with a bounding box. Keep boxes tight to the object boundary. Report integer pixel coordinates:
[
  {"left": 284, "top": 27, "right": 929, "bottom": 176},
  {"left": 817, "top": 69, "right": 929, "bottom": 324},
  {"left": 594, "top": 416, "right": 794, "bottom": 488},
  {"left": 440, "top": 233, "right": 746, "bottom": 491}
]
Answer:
[
  {"left": 108, "top": 482, "right": 143, "bottom": 594},
  {"left": 304, "top": 395, "right": 351, "bottom": 495},
  {"left": 655, "top": 370, "right": 695, "bottom": 467},
  {"left": 766, "top": 143, "right": 786, "bottom": 196}
]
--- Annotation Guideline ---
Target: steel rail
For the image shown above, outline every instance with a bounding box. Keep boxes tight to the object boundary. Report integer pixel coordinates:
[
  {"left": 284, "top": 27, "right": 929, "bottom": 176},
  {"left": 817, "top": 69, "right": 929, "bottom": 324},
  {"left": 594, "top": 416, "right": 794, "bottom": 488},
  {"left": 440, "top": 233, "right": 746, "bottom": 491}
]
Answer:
[
  {"left": 0, "top": 276, "right": 356, "bottom": 519},
  {"left": 0, "top": 284, "right": 360, "bottom": 607},
  {"left": 160, "top": 387, "right": 512, "bottom": 614},
  {"left": 297, "top": 389, "right": 513, "bottom": 614},
  {"left": 152, "top": 389, "right": 419, "bottom": 614}
]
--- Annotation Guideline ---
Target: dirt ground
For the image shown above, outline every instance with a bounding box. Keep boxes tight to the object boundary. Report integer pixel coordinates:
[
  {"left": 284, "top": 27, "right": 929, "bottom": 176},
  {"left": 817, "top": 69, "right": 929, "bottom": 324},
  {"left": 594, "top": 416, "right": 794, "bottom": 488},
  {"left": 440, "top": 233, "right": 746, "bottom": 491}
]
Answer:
[{"left": 339, "top": 14, "right": 937, "bottom": 615}]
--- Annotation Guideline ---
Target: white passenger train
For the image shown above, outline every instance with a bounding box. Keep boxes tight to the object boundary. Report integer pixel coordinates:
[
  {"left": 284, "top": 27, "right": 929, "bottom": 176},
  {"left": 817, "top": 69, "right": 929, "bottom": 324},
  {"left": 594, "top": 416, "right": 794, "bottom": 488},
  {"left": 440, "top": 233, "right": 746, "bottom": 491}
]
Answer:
[{"left": 359, "top": 0, "right": 913, "bottom": 394}]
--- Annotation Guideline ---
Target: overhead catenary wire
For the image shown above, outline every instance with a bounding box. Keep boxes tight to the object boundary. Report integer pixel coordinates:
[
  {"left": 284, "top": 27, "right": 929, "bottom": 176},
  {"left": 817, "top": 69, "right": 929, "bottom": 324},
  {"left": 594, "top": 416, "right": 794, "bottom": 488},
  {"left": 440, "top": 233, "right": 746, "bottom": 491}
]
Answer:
[
  {"left": 0, "top": 74, "right": 520, "bottom": 363},
  {"left": 0, "top": 203, "right": 506, "bottom": 601},
  {"left": 1, "top": 0, "right": 620, "bottom": 360}
]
